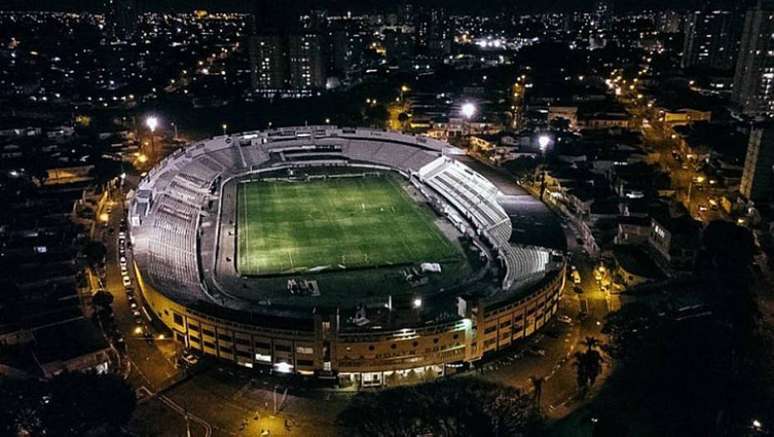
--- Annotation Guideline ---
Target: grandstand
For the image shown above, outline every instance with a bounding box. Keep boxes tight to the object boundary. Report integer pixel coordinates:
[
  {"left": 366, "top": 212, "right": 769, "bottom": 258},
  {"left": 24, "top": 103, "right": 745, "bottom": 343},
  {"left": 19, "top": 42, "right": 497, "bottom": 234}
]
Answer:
[{"left": 419, "top": 157, "right": 550, "bottom": 289}]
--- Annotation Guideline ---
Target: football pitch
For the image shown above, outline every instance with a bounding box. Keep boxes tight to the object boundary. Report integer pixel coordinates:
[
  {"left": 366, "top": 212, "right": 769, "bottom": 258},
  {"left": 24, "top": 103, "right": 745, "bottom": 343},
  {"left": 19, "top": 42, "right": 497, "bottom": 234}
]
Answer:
[{"left": 236, "top": 175, "right": 462, "bottom": 276}]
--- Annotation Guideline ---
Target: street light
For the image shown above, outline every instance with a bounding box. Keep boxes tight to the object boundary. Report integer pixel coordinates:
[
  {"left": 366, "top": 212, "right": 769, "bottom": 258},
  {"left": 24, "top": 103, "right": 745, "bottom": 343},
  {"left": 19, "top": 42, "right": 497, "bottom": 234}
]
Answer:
[
  {"left": 538, "top": 134, "right": 551, "bottom": 152},
  {"left": 461, "top": 102, "right": 477, "bottom": 120},
  {"left": 400, "top": 85, "right": 410, "bottom": 101},
  {"left": 145, "top": 116, "right": 158, "bottom": 133},
  {"left": 537, "top": 134, "right": 551, "bottom": 200},
  {"left": 460, "top": 102, "right": 477, "bottom": 142},
  {"left": 145, "top": 116, "right": 159, "bottom": 157},
  {"left": 222, "top": 123, "right": 228, "bottom": 135}
]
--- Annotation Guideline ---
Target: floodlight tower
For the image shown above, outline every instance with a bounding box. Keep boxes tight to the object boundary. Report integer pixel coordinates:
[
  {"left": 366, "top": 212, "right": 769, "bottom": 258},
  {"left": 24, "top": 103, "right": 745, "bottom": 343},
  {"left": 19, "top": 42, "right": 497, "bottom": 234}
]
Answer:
[
  {"left": 145, "top": 115, "right": 159, "bottom": 157},
  {"left": 537, "top": 134, "right": 552, "bottom": 200},
  {"left": 460, "top": 102, "right": 477, "bottom": 145}
]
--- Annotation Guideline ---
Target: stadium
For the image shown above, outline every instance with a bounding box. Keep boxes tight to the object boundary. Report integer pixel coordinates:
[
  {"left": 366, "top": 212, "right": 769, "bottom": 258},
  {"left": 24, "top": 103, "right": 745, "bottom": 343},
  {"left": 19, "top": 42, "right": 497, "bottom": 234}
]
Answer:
[{"left": 128, "top": 126, "right": 566, "bottom": 387}]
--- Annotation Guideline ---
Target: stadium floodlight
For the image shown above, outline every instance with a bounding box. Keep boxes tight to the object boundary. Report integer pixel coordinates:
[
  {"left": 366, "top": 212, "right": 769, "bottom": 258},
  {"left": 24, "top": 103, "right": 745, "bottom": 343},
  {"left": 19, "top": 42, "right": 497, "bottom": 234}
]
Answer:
[
  {"left": 145, "top": 115, "right": 159, "bottom": 132},
  {"left": 538, "top": 134, "right": 551, "bottom": 152},
  {"left": 460, "top": 102, "right": 477, "bottom": 119}
]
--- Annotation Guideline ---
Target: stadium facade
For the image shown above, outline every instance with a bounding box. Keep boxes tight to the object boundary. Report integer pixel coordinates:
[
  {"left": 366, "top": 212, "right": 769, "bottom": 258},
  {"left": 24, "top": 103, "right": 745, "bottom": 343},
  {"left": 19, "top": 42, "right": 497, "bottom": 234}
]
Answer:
[{"left": 129, "top": 126, "right": 566, "bottom": 387}]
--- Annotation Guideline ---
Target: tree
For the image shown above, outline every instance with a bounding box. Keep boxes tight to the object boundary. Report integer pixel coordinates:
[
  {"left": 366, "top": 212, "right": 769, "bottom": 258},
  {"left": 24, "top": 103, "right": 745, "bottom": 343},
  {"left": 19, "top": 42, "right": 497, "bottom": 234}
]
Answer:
[
  {"left": 91, "top": 289, "right": 115, "bottom": 324},
  {"left": 91, "top": 289, "right": 114, "bottom": 309},
  {"left": 573, "top": 337, "right": 604, "bottom": 398},
  {"left": 338, "top": 378, "right": 543, "bottom": 436},
  {"left": 600, "top": 294, "right": 770, "bottom": 436},
  {"left": 530, "top": 375, "right": 544, "bottom": 412},
  {"left": 582, "top": 336, "right": 600, "bottom": 352},
  {"left": 601, "top": 302, "right": 659, "bottom": 361},
  {"left": 397, "top": 112, "right": 410, "bottom": 131},
  {"left": 43, "top": 372, "right": 136, "bottom": 435},
  {"left": 0, "top": 372, "right": 136, "bottom": 436},
  {"left": 503, "top": 156, "right": 538, "bottom": 179},
  {"left": 363, "top": 104, "right": 389, "bottom": 129},
  {"left": 702, "top": 220, "right": 755, "bottom": 284},
  {"left": 82, "top": 241, "right": 107, "bottom": 267},
  {"left": 89, "top": 157, "right": 124, "bottom": 187}
]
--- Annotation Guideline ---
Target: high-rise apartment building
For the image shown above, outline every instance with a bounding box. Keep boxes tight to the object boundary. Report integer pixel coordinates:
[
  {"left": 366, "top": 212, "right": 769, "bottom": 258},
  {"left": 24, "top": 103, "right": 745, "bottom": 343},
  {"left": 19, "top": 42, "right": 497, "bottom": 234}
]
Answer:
[
  {"left": 741, "top": 122, "right": 774, "bottom": 201},
  {"left": 416, "top": 8, "right": 451, "bottom": 56},
  {"left": 288, "top": 33, "right": 325, "bottom": 90},
  {"left": 681, "top": 10, "right": 739, "bottom": 70},
  {"left": 254, "top": 35, "right": 288, "bottom": 90},
  {"left": 732, "top": 1, "right": 774, "bottom": 117},
  {"left": 249, "top": 32, "right": 325, "bottom": 97},
  {"left": 105, "top": 0, "right": 138, "bottom": 40}
]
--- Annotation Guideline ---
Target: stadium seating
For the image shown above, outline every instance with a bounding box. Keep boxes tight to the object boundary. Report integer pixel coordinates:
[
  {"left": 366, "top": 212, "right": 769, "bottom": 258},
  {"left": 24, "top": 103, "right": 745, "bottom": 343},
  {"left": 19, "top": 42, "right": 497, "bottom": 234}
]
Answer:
[
  {"left": 418, "top": 157, "right": 548, "bottom": 289},
  {"left": 129, "top": 126, "right": 549, "bottom": 305},
  {"left": 242, "top": 144, "right": 270, "bottom": 168},
  {"left": 133, "top": 195, "right": 200, "bottom": 294}
]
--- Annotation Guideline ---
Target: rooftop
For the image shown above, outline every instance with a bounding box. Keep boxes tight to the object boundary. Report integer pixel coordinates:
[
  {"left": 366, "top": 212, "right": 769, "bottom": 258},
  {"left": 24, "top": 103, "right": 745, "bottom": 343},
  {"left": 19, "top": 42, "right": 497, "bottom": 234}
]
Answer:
[
  {"left": 32, "top": 318, "right": 109, "bottom": 365},
  {"left": 613, "top": 244, "right": 664, "bottom": 280}
]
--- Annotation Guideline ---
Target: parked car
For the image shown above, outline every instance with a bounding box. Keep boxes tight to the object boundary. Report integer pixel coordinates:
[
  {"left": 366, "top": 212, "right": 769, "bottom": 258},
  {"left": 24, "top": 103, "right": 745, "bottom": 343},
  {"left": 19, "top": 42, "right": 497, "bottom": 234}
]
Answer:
[
  {"left": 179, "top": 352, "right": 199, "bottom": 367},
  {"left": 557, "top": 315, "right": 573, "bottom": 325},
  {"left": 122, "top": 276, "right": 131, "bottom": 287}
]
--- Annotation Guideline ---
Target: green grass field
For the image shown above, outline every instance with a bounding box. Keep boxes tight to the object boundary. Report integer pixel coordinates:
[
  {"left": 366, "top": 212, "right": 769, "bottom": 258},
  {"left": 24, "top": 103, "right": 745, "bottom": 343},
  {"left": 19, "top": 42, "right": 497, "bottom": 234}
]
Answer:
[{"left": 236, "top": 175, "right": 461, "bottom": 276}]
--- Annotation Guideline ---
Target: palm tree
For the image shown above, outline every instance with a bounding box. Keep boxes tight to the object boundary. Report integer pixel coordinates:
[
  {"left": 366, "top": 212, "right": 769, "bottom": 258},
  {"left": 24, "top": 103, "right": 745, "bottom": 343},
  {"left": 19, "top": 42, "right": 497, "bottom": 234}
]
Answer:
[
  {"left": 92, "top": 289, "right": 114, "bottom": 309},
  {"left": 82, "top": 241, "right": 107, "bottom": 267},
  {"left": 582, "top": 336, "right": 600, "bottom": 352},
  {"left": 397, "top": 112, "right": 410, "bottom": 131},
  {"left": 573, "top": 348, "right": 604, "bottom": 398},
  {"left": 530, "top": 376, "right": 544, "bottom": 412}
]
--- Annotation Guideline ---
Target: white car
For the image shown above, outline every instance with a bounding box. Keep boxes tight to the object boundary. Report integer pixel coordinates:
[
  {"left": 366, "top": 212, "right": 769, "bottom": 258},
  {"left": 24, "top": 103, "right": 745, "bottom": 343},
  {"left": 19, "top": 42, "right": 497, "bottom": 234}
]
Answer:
[
  {"left": 122, "top": 276, "right": 131, "bottom": 287},
  {"left": 180, "top": 352, "right": 199, "bottom": 366},
  {"left": 130, "top": 302, "right": 138, "bottom": 310},
  {"left": 120, "top": 265, "right": 128, "bottom": 274},
  {"left": 118, "top": 232, "right": 126, "bottom": 239},
  {"left": 557, "top": 315, "right": 573, "bottom": 324}
]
